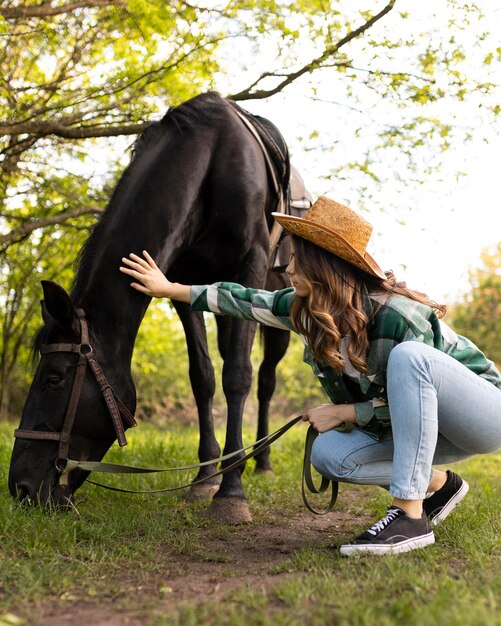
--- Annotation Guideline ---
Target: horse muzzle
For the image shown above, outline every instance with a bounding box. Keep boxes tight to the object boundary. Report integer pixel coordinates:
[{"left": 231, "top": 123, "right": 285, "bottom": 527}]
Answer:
[{"left": 8, "top": 463, "right": 76, "bottom": 510}]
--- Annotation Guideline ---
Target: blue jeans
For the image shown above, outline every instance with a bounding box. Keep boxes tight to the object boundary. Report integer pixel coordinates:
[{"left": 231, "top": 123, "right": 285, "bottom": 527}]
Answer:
[{"left": 311, "top": 342, "right": 501, "bottom": 500}]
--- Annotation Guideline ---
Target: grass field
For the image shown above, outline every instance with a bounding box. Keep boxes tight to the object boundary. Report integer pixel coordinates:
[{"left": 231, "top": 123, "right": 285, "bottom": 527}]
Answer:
[{"left": 0, "top": 417, "right": 500, "bottom": 626}]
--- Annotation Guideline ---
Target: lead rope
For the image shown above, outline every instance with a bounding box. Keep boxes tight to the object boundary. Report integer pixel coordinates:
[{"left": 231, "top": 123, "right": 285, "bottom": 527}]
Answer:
[
  {"left": 301, "top": 426, "right": 338, "bottom": 515},
  {"left": 63, "top": 417, "right": 338, "bottom": 514}
]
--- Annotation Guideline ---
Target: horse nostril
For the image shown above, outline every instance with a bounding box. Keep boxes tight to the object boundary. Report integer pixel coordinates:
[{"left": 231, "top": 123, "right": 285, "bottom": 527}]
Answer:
[{"left": 13, "top": 482, "right": 36, "bottom": 504}]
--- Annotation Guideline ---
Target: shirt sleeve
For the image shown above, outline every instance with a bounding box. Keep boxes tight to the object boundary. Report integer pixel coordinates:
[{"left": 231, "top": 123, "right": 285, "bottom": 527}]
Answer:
[
  {"left": 190, "top": 282, "right": 297, "bottom": 331},
  {"left": 354, "top": 401, "right": 391, "bottom": 428}
]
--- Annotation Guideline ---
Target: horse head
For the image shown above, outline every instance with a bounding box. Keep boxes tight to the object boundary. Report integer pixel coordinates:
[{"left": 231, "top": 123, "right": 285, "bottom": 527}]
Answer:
[{"left": 8, "top": 280, "right": 136, "bottom": 508}]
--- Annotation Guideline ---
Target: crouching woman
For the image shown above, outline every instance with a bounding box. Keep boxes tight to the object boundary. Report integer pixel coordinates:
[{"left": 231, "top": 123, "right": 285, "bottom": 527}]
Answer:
[{"left": 120, "top": 197, "right": 501, "bottom": 556}]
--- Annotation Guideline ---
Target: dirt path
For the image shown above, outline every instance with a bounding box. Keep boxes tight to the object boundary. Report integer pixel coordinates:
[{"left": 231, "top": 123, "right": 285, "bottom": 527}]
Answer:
[{"left": 25, "top": 507, "right": 369, "bottom": 626}]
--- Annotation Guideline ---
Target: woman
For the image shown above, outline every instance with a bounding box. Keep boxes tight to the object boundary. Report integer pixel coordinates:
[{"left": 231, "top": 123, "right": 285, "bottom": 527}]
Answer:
[{"left": 120, "top": 196, "right": 501, "bottom": 556}]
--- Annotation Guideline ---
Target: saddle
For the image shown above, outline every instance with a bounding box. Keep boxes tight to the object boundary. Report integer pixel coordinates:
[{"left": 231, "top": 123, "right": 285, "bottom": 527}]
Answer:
[
  {"left": 272, "top": 164, "right": 312, "bottom": 271},
  {"left": 227, "top": 99, "right": 312, "bottom": 271}
]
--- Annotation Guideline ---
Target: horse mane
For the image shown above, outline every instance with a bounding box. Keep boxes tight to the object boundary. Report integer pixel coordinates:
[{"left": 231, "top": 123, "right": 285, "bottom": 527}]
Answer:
[
  {"left": 160, "top": 91, "right": 229, "bottom": 134},
  {"left": 132, "top": 92, "right": 228, "bottom": 158},
  {"left": 71, "top": 92, "right": 230, "bottom": 302},
  {"left": 32, "top": 320, "right": 56, "bottom": 359}
]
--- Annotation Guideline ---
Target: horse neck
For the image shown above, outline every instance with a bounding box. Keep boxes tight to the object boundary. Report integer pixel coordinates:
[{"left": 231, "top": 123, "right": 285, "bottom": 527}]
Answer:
[
  {"left": 73, "top": 165, "right": 211, "bottom": 364},
  {"left": 77, "top": 283, "right": 147, "bottom": 367},
  {"left": 74, "top": 231, "right": 188, "bottom": 365},
  {"left": 72, "top": 103, "right": 233, "bottom": 362}
]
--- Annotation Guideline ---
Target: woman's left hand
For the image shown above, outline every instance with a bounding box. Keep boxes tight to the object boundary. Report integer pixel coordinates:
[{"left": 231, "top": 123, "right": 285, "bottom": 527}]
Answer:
[{"left": 301, "top": 403, "right": 356, "bottom": 433}]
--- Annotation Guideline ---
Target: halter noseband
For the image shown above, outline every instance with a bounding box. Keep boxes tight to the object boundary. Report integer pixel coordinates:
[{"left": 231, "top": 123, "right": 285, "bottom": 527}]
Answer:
[{"left": 14, "top": 308, "right": 137, "bottom": 485}]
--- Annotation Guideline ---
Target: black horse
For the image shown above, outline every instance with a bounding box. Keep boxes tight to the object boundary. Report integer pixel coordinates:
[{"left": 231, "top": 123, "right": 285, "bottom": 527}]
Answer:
[{"left": 8, "top": 92, "right": 292, "bottom": 523}]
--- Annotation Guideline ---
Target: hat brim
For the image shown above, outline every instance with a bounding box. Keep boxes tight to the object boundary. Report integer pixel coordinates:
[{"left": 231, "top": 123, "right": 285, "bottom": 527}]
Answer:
[{"left": 272, "top": 213, "right": 386, "bottom": 280}]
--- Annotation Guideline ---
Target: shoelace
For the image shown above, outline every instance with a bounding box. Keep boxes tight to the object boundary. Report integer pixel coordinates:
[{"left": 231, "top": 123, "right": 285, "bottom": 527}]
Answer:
[{"left": 367, "top": 507, "right": 403, "bottom": 536}]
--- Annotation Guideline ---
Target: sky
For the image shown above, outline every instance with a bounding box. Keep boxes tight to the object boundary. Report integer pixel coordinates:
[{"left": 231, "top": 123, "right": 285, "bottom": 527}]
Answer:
[
  {"left": 216, "top": 0, "right": 501, "bottom": 304},
  {"left": 258, "top": 104, "right": 500, "bottom": 304}
]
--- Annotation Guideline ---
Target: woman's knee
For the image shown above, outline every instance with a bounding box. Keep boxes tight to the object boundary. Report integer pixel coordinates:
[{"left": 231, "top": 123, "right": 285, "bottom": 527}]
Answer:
[
  {"left": 388, "top": 341, "right": 426, "bottom": 372},
  {"left": 387, "top": 342, "right": 439, "bottom": 391},
  {"left": 311, "top": 433, "right": 355, "bottom": 479},
  {"left": 311, "top": 430, "right": 395, "bottom": 486}
]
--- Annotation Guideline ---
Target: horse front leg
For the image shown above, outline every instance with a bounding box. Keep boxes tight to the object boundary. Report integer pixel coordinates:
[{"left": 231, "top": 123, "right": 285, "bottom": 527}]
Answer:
[
  {"left": 172, "top": 302, "right": 221, "bottom": 501},
  {"left": 203, "top": 315, "right": 257, "bottom": 523},
  {"left": 255, "top": 326, "right": 291, "bottom": 473}
]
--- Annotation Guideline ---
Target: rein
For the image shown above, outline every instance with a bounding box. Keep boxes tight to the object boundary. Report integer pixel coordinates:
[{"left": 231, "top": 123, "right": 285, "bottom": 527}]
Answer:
[
  {"left": 14, "top": 311, "right": 338, "bottom": 514},
  {"left": 62, "top": 417, "right": 338, "bottom": 515}
]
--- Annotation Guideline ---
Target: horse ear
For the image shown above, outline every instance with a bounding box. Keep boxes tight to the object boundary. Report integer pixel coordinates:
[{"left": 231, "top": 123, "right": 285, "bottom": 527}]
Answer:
[{"left": 41, "top": 280, "right": 75, "bottom": 329}]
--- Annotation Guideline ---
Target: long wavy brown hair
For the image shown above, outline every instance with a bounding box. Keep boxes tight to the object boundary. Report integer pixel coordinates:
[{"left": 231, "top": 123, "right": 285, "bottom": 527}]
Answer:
[{"left": 289, "top": 235, "right": 447, "bottom": 373}]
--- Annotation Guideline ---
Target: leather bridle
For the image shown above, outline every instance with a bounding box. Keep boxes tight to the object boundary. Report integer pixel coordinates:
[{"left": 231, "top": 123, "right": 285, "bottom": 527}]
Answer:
[{"left": 14, "top": 308, "right": 137, "bottom": 485}]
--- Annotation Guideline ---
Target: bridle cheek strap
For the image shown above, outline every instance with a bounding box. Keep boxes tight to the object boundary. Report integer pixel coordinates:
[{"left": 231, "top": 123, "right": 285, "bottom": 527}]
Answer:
[
  {"left": 14, "top": 309, "right": 136, "bottom": 485},
  {"left": 59, "top": 353, "right": 88, "bottom": 458}
]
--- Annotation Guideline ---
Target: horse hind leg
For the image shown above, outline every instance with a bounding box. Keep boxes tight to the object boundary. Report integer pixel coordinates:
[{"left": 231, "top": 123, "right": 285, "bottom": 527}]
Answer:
[
  {"left": 255, "top": 326, "right": 291, "bottom": 473},
  {"left": 186, "top": 480, "right": 220, "bottom": 503}
]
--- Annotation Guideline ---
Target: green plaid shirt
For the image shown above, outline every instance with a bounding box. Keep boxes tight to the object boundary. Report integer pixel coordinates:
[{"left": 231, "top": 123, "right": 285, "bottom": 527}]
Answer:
[{"left": 191, "top": 282, "right": 501, "bottom": 438}]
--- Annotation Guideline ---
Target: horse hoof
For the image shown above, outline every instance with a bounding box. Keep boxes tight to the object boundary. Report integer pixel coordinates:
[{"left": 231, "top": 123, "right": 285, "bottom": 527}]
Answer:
[
  {"left": 203, "top": 497, "right": 252, "bottom": 524},
  {"left": 254, "top": 467, "right": 274, "bottom": 475},
  {"left": 185, "top": 482, "right": 220, "bottom": 503}
]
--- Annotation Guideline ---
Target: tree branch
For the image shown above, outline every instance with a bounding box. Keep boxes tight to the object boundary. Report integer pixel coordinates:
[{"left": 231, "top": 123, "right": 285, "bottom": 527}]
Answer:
[
  {"left": 1, "top": 30, "right": 230, "bottom": 140},
  {"left": 0, "top": 119, "right": 150, "bottom": 139},
  {"left": 46, "top": 121, "right": 150, "bottom": 139},
  {"left": 0, "top": 205, "right": 103, "bottom": 250},
  {"left": 228, "top": 0, "right": 397, "bottom": 101},
  {"left": 178, "top": 1, "right": 227, "bottom": 15},
  {"left": 0, "top": 0, "right": 125, "bottom": 19}
]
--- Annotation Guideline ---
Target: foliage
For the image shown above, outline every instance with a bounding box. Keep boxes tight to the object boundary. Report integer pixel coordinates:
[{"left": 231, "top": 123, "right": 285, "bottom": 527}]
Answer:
[
  {"left": 450, "top": 242, "right": 501, "bottom": 367},
  {"left": 132, "top": 305, "right": 325, "bottom": 422},
  {"left": 2, "top": 1, "right": 500, "bottom": 238},
  {"left": 131, "top": 302, "right": 194, "bottom": 420},
  {"left": 0, "top": 226, "right": 80, "bottom": 416},
  {"left": 0, "top": 0, "right": 500, "bottom": 417}
]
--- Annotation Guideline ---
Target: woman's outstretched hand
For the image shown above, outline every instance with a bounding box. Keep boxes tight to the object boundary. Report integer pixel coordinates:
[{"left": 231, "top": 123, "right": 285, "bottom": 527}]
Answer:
[{"left": 119, "top": 251, "right": 191, "bottom": 302}]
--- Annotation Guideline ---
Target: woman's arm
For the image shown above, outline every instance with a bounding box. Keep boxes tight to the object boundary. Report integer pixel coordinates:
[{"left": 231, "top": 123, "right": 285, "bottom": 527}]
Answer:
[
  {"left": 121, "top": 250, "right": 295, "bottom": 331},
  {"left": 120, "top": 251, "right": 191, "bottom": 302}
]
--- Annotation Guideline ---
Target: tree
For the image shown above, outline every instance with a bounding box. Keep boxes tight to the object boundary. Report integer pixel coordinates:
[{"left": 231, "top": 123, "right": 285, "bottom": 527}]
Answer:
[
  {"left": 2, "top": 1, "right": 499, "bottom": 242},
  {"left": 450, "top": 243, "right": 501, "bottom": 367},
  {"left": 0, "top": 0, "right": 500, "bottom": 417},
  {"left": 0, "top": 194, "right": 96, "bottom": 415}
]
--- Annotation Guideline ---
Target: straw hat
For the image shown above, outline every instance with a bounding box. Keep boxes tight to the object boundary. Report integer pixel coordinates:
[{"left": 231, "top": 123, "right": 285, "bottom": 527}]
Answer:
[{"left": 272, "top": 196, "right": 386, "bottom": 280}]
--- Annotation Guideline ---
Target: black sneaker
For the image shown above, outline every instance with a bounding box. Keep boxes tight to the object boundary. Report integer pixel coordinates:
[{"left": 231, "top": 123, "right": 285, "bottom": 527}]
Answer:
[
  {"left": 340, "top": 507, "right": 435, "bottom": 556},
  {"left": 423, "top": 470, "right": 469, "bottom": 526}
]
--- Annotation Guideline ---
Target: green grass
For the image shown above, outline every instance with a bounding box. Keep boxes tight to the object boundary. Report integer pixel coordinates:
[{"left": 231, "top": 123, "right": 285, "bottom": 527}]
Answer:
[{"left": 0, "top": 418, "right": 500, "bottom": 626}]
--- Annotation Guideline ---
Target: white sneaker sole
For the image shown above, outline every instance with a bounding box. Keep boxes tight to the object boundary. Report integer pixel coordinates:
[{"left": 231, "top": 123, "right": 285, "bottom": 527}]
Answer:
[
  {"left": 430, "top": 480, "right": 469, "bottom": 527},
  {"left": 340, "top": 532, "right": 435, "bottom": 556}
]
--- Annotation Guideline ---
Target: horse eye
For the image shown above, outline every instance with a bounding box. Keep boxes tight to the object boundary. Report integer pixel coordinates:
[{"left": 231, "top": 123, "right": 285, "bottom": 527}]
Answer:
[
  {"left": 33, "top": 422, "right": 55, "bottom": 432},
  {"left": 43, "top": 374, "right": 66, "bottom": 390}
]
